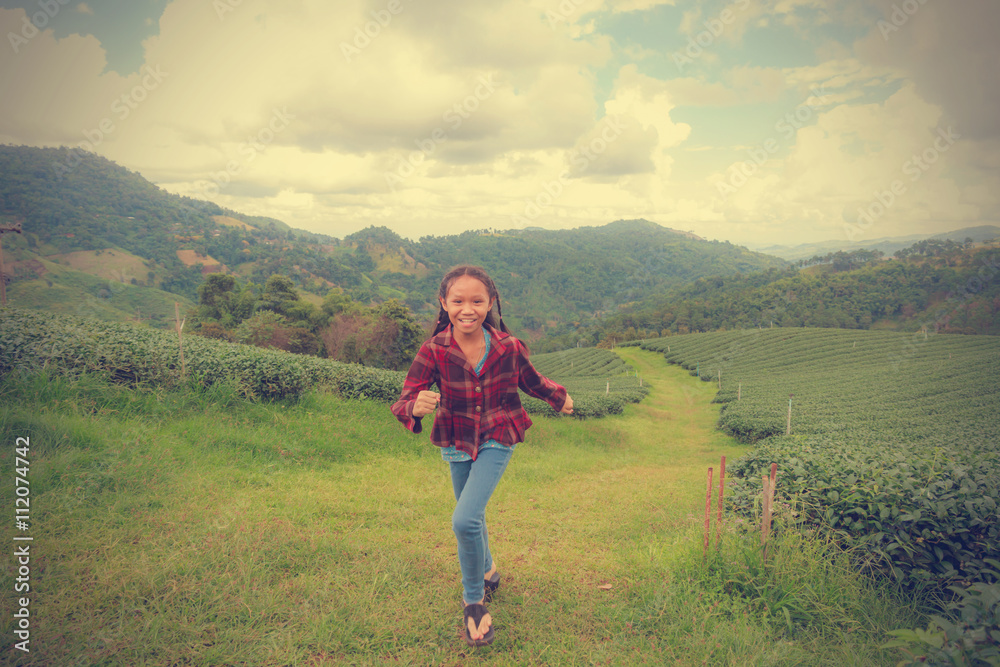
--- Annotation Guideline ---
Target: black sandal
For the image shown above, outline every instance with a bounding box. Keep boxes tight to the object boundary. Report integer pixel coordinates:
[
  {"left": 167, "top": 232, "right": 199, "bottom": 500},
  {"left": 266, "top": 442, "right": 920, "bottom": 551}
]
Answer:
[
  {"left": 463, "top": 602, "right": 495, "bottom": 647},
  {"left": 484, "top": 570, "right": 500, "bottom": 603}
]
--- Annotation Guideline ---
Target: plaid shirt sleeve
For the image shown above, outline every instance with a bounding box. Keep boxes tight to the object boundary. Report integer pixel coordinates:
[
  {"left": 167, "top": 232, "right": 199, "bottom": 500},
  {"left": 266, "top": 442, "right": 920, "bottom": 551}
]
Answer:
[
  {"left": 513, "top": 338, "right": 567, "bottom": 412},
  {"left": 390, "top": 340, "right": 438, "bottom": 434}
]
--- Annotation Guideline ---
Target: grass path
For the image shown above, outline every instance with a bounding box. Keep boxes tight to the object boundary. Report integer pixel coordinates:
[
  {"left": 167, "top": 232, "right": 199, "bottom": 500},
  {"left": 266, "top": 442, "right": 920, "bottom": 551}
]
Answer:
[{"left": 1, "top": 351, "right": 909, "bottom": 666}]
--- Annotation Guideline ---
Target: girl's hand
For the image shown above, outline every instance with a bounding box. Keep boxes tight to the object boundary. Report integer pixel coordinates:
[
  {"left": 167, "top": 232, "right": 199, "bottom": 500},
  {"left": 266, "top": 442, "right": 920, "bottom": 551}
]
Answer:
[
  {"left": 560, "top": 394, "right": 574, "bottom": 415},
  {"left": 412, "top": 390, "right": 441, "bottom": 418}
]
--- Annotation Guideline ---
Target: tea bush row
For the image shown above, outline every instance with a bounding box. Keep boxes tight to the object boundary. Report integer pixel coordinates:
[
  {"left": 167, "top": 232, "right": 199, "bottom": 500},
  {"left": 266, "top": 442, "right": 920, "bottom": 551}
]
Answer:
[
  {"left": 528, "top": 347, "right": 648, "bottom": 417},
  {"left": 0, "top": 309, "right": 646, "bottom": 418},
  {"left": 0, "top": 308, "right": 404, "bottom": 401},
  {"left": 642, "top": 328, "right": 1000, "bottom": 590}
]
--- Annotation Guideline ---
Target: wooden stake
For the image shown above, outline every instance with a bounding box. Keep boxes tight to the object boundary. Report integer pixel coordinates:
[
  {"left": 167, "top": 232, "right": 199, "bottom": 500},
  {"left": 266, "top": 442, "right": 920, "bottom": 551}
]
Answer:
[
  {"left": 716, "top": 456, "right": 726, "bottom": 549},
  {"left": 704, "top": 467, "right": 713, "bottom": 560},
  {"left": 174, "top": 302, "right": 186, "bottom": 379}
]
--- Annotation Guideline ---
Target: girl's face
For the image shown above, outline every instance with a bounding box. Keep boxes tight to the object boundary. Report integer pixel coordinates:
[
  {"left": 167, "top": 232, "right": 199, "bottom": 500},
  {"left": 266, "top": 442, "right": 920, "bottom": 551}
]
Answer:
[{"left": 440, "top": 275, "right": 494, "bottom": 336}]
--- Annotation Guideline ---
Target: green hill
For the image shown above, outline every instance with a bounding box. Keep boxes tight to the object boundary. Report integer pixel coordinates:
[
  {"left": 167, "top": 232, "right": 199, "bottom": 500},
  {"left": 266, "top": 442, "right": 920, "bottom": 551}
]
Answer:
[
  {"left": 0, "top": 145, "right": 786, "bottom": 338},
  {"left": 549, "top": 244, "right": 1000, "bottom": 350},
  {"left": 353, "top": 220, "right": 788, "bottom": 333}
]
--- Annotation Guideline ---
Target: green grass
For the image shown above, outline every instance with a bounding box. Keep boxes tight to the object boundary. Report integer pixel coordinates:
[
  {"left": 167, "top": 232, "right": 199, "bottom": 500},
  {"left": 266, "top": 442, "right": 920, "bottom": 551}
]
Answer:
[
  {"left": 0, "top": 351, "right": 926, "bottom": 666},
  {"left": 3, "top": 242, "right": 189, "bottom": 326}
]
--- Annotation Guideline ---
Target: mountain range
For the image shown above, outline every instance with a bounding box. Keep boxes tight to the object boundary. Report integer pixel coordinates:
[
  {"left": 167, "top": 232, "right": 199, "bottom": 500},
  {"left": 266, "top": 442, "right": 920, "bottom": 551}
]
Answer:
[
  {"left": 750, "top": 225, "right": 1000, "bottom": 261},
  {"left": 0, "top": 144, "right": 787, "bottom": 338}
]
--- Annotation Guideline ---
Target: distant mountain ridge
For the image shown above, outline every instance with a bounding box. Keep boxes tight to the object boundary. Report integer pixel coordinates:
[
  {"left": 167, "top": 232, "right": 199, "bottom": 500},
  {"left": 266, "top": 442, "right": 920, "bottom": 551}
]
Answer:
[
  {"left": 752, "top": 225, "right": 1000, "bottom": 261},
  {"left": 0, "top": 145, "right": 786, "bottom": 338}
]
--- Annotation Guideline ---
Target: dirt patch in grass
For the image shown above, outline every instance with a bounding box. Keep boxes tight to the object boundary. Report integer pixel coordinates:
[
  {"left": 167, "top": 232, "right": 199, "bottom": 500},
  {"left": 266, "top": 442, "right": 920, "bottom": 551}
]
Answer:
[
  {"left": 212, "top": 215, "right": 253, "bottom": 230},
  {"left": 177, "top": 249, "right": 227, "bottom": 274},
  {"left": 50, "top": 248, "right": 154, "bottom": 283}
]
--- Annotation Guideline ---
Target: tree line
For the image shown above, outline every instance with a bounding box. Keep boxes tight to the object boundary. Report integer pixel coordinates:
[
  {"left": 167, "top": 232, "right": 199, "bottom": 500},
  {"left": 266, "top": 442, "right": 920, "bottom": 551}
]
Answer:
[
  {"left": 190, "top": 273, "right": 424, "bottom": 370},
  {"left": 533, "top": 244, "right": 1000, "bottom": 351}
]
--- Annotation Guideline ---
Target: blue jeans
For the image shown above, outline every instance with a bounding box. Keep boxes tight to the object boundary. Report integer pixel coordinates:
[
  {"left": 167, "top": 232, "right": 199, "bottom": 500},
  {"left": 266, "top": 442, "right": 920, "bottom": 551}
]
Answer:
[{"left": 449, "top": 446, "right": 514, "bottom": 604}]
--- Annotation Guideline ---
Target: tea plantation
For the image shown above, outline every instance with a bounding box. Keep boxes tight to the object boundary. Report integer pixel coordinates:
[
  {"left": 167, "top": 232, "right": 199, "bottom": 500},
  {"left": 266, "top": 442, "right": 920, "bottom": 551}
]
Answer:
[
  {"left": 0, "top": 308, "right": 645, "bottom": 418},
  {"left": 641, "top": 328, "right": 1000, "bottom": 591},
  {"left": 527, "top": 346, "right": 648, "bottom": 417}
]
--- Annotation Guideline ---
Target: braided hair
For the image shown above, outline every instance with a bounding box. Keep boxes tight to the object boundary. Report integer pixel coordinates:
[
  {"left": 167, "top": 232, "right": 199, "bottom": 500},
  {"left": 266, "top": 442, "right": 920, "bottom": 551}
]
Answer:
[{"left": 432, "top": 265, "right": 511, "bottom": 336}]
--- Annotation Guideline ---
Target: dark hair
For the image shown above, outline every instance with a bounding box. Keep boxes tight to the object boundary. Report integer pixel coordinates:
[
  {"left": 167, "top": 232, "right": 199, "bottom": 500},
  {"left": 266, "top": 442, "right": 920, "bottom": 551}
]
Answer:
[{"left": 432, "top": 265, "right": 510, "bottom": 336}]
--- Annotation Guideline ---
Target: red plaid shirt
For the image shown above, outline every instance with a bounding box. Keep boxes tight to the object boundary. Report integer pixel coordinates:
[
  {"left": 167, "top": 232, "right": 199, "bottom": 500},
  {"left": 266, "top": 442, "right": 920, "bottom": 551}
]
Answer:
[{"left": 390, "top": 324, "right": 568, "bottom": 460}]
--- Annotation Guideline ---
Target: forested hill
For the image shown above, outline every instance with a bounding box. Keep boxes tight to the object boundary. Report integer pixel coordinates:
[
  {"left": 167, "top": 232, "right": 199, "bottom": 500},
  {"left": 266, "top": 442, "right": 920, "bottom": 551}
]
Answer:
[
  {"left": 535, "top": 244, "right": 1000, "bottom": 351},
  {"left": 0, "top": 144, "right": 785, "bottom": 336},
  {"left": 363, "top": 220, "right": 787, "bottom": 331}
]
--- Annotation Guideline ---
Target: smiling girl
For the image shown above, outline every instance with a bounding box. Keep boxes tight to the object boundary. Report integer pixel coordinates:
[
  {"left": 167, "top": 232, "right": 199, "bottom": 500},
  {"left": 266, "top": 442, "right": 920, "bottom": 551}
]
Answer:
[{"left": 390, "top": 264, "right": 573, "bottom": 647}]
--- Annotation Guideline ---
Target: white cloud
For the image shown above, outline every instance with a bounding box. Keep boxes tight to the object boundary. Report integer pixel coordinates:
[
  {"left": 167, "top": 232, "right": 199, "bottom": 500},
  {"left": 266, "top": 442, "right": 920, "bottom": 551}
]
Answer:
[
  {"left": 711, "top": 83, "right": 994, "bottom": 243},
  {"left": 855, "top": 0, "right": 1000, "bottom": 141},
  {"left": 0, "top": 0, "right": 995, "bottom": 246}
]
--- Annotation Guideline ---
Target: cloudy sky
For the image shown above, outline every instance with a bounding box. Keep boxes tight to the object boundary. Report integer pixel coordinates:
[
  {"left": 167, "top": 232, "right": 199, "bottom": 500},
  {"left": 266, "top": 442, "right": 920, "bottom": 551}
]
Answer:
[{"left": 1, "top": 0, "right": 997, "bottom": 247}]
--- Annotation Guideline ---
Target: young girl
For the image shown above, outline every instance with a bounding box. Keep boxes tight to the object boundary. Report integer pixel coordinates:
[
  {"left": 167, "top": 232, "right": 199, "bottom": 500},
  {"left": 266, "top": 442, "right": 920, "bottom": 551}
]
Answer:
[{"left": 390, "top": 265, "right": 573, "bottom": 647}]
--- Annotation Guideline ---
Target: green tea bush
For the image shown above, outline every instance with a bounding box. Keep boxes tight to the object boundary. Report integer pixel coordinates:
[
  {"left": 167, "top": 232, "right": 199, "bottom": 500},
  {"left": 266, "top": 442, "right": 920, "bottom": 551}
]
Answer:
[
  {"left": 0, "top": 309, "right": 645, "bottom": 416},
  {"left": 885, "top": 564, "right": 1000, "bottom": 666},
  {"left": 641, "top": 328, "right": 1000, "bottom": 591},
  {"left": 529, "top": 347, "right": 649, "bottom": 418},
  {"left": 0, "top": 307, "right": 405, "bottom": 400}
]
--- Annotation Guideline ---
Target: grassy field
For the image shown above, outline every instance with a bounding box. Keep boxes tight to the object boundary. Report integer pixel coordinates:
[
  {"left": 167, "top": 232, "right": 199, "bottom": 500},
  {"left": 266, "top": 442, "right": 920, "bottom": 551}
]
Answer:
[
  {"left": 2, "top": 244, "right": 190, "bottom": 327},
  {"left": 0, "top": 349, "right": 924, "bottom": 666}
]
